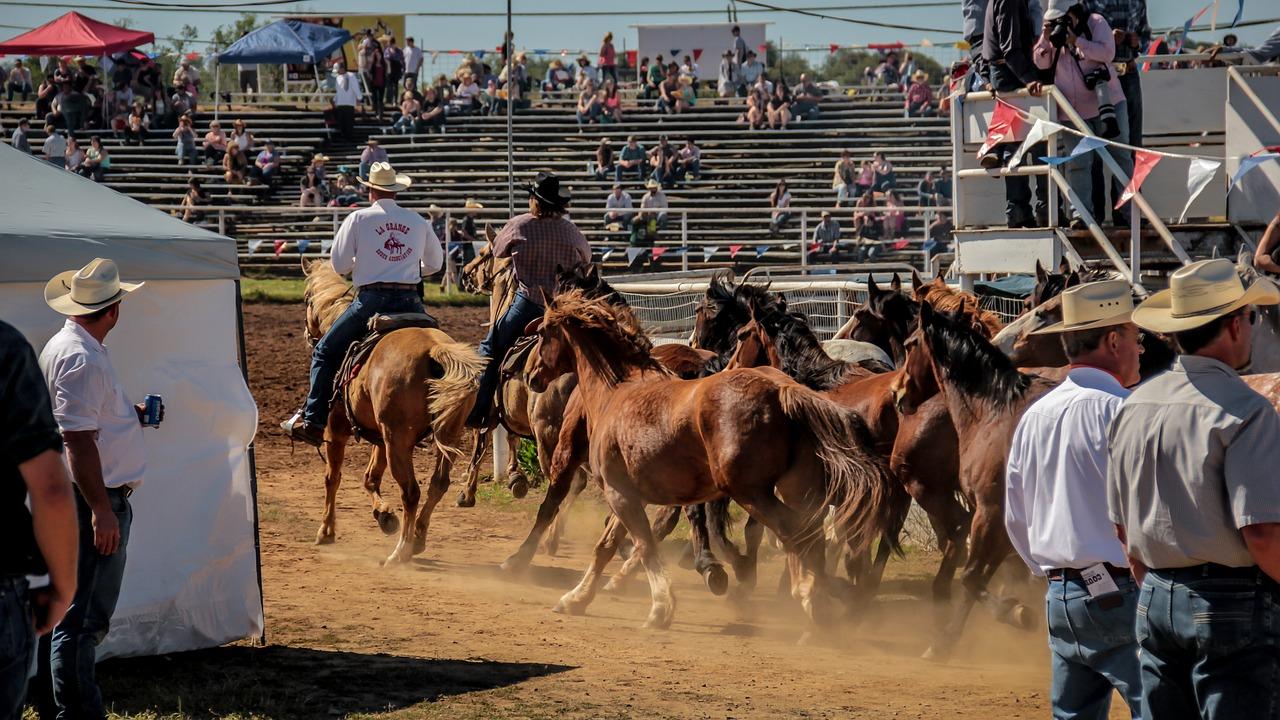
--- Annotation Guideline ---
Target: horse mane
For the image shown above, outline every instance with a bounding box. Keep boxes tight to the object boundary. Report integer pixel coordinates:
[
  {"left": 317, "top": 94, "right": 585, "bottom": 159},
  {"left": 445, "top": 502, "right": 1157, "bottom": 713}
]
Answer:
[
  {"left": 555, "top": 263, "right": 628, "bottom": 307},
  {"left": 922, "top": 304, "right": 1033, "bottom": 408},
  {"left": 918, "top": 279, "right": 1004, "bottom": 338},
  {"left": 304, "top": 259, "right": 354, "bottom": 336},
  {"left": 706, "top": 270, "right": 738, "bottom": 305},
  {"left": 544, "top": 290, "right": 664, "bottom": 387},
  {"left": 758, "top": 305, "right": 865, "bottom": 391},
  {"left": 696, "top": 273, "right": 754, "bottom": 357}
]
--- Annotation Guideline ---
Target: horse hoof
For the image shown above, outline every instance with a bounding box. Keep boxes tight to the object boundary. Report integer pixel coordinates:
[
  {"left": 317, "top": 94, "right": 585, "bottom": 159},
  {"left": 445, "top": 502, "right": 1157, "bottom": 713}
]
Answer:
[
  {"left": 1013, "top": 603, "right": 1037, "bottom": 631},
  {"left": 732, "top": 561, "right": 758, "bottom": 590},
  {"left": 602, "top": 577, "right": 625, "bottom": 594},
  {"left": 375, "top": 511, "right": 400, "bottom": 535},
  {"left": 642, "top": 607, "right": 674, "bottom": 630},
  {"left": 704, "top": 565, "right": 729, "bottom": 596},
  {"left": 314, "top": 532, "right": 335, "bottom": 546},
  {"left": 796, "top": 631, "right": 814, "bottom": 647},
  {"left": 540, "top": 539, "right": 560, "bottom": 557},
  {"left": 553, "top": 598, "right": 586, "bottom": 616},
  {"left": 922, "top": 644, "right": 952, "bottom": 663},
  {"left": 412, "top": 539, "right": 428, "bottom": 556},
  {"left": 455, "top": 492, "right": 476, "bottom": 508},
  {"left": 508, "top": 477, "right": 529, "bottom": 499}
]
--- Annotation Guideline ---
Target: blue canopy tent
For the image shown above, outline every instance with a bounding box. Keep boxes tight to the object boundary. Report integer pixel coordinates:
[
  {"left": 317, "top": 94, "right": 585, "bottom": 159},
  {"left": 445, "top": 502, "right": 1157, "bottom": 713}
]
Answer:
[{"left": 213, "top": 19, "right": 351, "bottom": 118}]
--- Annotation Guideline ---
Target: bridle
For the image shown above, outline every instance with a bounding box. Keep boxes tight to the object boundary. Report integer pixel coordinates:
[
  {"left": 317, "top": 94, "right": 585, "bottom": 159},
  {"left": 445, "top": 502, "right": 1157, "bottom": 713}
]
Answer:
[{"left": 461, "top": 248, "right": 497, "bottom": 295}]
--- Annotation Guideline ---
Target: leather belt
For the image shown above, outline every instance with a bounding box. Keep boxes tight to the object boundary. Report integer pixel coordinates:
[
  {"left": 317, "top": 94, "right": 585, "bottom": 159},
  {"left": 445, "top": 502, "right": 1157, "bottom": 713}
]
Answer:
[
  {"left": 358, "top": 282, "right": 418, "bottom": 292},
  {"left": 1047, "top": 563, "right": 1130, "bottom": 582},
  {"left": 107, "top": 485, "right": 134, "bottom": 498}
]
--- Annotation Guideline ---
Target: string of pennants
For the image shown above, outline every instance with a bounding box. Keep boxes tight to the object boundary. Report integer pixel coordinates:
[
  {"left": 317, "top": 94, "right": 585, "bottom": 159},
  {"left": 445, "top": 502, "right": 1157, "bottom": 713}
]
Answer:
[
  {"left": 1141, "top": 0, "right": 1245, "bottom": 68},
  {"left": 980, "top": 99, "right": 1277, "bottom": 222}
]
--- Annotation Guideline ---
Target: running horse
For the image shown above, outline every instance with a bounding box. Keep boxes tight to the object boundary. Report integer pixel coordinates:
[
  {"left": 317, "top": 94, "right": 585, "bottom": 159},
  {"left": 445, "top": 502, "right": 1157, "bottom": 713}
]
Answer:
[
  {"left": 302, "top": 259, "right": 486, "bottom": 565},
  {"left": 528, "top": 291, "right": 901, "bottom": 637}
]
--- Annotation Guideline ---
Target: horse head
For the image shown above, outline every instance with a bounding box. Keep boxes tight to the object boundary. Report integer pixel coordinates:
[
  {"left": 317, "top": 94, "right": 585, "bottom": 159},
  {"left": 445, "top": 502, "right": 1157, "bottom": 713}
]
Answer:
[
  {"left": 460, "top": 224, "right": 499, "bottom": 294},
  {"left": 726, "top": 298, "right": 784, "bottom": 372},
  {"left": 848, "top": 273, "right": 918, "bottom": 365},
  {"left": 555, "top": 262, "right": 626, "bottom": 306},
  {"left": 693, "top": 271, "right": 752, "bottom": 354},
  {"left": 892, "top": 300, "right": 942, "bottom": 415}
]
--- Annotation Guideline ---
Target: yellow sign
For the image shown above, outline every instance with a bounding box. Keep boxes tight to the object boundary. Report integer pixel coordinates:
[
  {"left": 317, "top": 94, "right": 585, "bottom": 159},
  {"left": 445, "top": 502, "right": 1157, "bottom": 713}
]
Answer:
[{"left": 339, "top": 15, "right": 407, "bottom": 67}]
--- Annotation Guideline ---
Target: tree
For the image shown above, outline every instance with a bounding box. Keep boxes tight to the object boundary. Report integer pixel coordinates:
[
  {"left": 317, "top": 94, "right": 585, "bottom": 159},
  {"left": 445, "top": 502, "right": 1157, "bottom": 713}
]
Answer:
[{"left": 763, "top": 42, "right": 813, "bottom": 84}]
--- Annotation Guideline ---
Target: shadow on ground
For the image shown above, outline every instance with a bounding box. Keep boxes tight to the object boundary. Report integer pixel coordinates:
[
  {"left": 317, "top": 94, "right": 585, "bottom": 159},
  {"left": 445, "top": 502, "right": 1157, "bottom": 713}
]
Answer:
[{"left": 94, "top": 644, "right": 574, "bottom": 719}]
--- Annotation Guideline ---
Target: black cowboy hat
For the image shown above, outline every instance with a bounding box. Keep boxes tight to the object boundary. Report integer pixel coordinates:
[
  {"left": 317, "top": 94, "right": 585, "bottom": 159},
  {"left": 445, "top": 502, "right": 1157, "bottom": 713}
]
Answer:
[{"left": 525, "top": 171, "right": 572, "bottom": 209}]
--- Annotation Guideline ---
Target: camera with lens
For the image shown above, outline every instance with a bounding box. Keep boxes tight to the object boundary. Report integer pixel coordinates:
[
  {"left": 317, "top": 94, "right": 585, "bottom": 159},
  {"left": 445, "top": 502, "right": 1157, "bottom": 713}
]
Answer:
[
  {"left": 1082, "top": 66, "right": 1120, "bottom": 138},
  {"left": 1047, "top": 16, "right": 1075, "bottom": 49}
]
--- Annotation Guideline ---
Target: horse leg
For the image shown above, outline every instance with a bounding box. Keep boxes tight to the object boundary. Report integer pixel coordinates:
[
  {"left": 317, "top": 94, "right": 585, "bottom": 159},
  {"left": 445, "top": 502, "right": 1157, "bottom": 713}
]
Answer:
[
  {"left": 411, "top": 450, "right": 453, "bottom": 555},
  {"left": 506, "top": 431, "right": 529, "bottom": 499},
  {"left": 503, "top": 417, "right": 588, "bottom": 571},
  {"left": 456, "top": 429, "right": 488, "bottom": 508},
  {"left": 604, "top": 487, "right": 677, "bottom": 629},
  {"left": 920, "top": 491, "right": 970, "bottom": 604},
  {"left": 315, "top": 425, "right": 349, "bottom": 545},
  {"left": 382, "top": 433, "right": 421, "bottom": 565},
  {"left": 605, "top": 505, "right": 681, "bottom": 592},
  {"left": 542, "top": 469, "right": 588, "bottom": 556},
  {"left": 736, "top": 491, "right": 832, "bottom": 638},
  {"left": 845, "top": 490, "right": 912, "bottom": 608},
  {"left": 706, "top": 498, "right": 755, "bottom": 588},
  {"left": 684, "top": 504, "right": 729, "bottom": 596},
  {"left": 554, "top": 512, "right": 628, "bottom": 616},
  {"left": 362, "top": 443, "right": 398, "bottom": 535}
]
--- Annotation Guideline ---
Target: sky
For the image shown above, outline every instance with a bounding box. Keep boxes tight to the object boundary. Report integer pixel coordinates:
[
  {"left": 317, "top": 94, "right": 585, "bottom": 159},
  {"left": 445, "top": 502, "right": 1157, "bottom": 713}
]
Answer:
[{"left": 1, "top": 0, "right": 1275, "bottom": 69}]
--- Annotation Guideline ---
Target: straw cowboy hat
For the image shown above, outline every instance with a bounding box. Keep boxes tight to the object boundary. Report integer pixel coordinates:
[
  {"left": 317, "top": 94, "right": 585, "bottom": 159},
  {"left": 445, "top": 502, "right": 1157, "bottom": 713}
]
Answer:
[
  {"left": 358, "top": 162, "right": 413, "bottom": 192},
  {"left": 45, "top": 258, "right": 143, "bottom": 316},
  {"left": 1030, "top": 279, "right": 1134, "bottom": 334},
  {"left": 911, "top": 69, "right": 929, "bottom": 82},
  {"left": 1131, "top": 258, "right": 1280, "bottom": 333},
  {"left": 645, "top": 177, "right": 660, "bottom": 190},
  {"left": 464, "top": 198, "right": 484, "bottom": 209}
]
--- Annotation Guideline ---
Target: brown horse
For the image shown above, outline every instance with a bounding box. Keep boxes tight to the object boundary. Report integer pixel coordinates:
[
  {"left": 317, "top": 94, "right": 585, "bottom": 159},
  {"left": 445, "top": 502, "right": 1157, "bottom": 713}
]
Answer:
[
  {"left": 302, "top": 260, "right": 486, "bottom": 565},
  {"left": 892, "top": 301, "right": 1054, "bottom": 660},
  {"left": 528, "top": 291, "right": 901, "bottom": 636}
]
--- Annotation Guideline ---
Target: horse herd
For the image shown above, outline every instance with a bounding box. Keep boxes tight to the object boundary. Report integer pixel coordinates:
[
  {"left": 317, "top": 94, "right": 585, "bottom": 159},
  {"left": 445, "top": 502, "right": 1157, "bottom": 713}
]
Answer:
[{"left": 297, "top": 244, "right": 1280, "bottom": 661}]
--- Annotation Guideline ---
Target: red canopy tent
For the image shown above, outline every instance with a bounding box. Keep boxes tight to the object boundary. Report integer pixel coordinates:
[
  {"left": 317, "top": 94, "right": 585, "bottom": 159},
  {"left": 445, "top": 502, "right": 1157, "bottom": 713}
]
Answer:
[{"left": 0, "top": 12, "right": 154, "bottom": 56}]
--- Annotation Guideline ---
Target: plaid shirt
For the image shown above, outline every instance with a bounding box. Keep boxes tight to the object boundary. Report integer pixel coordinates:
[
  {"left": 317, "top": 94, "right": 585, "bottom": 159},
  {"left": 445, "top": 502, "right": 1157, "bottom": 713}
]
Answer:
[
  {"left": 1086, "top": 0, "right": 1150, "bottom": 61},
  {"left": 494, "top": 213, "right": 592, "bottom": 302}
]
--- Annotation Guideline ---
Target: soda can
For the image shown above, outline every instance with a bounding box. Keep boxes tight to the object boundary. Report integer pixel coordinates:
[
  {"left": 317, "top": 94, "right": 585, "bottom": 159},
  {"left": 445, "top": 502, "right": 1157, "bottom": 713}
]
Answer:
[{"left": 143, "top": 394, "right": 163, "bottom": 427}]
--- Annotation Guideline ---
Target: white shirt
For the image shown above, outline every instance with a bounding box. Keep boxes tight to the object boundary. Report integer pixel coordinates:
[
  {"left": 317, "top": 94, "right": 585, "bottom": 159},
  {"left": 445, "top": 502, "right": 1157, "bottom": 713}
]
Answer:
[
  {"left": 43, "top": 133, "right": 66, "bottom": 162},
  {"left": 1005, "top": 366, "right": 1130, "bottom": 575},
  {"left": 403, "top": 45, "right": 423, "bottom": 73},
  {"left": 605, "top": 191, "right": 633, "bottom": 213},
  {"left": 331, "top": 198, "right": 443, "bottom": 288},
  {"left": 333, "top": 71, "right": 362, "bottom": 107},
  {"left": 640, "top": 191, "right": 668, "bottom": 212},
  {"left": 40, "top": 320, "right": 147, "bottom": 489}
]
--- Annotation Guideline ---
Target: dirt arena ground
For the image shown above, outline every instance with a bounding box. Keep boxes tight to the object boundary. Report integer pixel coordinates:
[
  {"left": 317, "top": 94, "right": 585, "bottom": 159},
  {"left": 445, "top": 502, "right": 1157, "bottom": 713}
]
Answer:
[{"left": 94, "top": 301, "right": 1130, "bottom": 719}]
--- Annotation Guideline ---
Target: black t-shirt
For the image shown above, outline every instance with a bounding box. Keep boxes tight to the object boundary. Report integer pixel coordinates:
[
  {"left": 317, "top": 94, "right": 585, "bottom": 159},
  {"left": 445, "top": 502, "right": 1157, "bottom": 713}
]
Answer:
[{"left": 0, "top": 320, "right": 63, "bottom": 576}]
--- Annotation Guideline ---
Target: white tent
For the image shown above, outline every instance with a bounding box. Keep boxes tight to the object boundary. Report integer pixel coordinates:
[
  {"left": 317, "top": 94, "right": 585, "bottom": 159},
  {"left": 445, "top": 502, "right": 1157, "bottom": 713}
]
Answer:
[{"left": 0, "top": 144, "right": 263, "bottom": 658}]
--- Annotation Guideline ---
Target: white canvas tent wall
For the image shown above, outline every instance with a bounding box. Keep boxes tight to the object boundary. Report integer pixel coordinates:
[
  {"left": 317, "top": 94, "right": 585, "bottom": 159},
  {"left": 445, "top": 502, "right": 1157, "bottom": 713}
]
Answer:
[
  {"left": 0, "top": 143, "right": 263, "bottom": 658},
  {"left": 634, "top": 23, "right": 767, "bottom": 82}
]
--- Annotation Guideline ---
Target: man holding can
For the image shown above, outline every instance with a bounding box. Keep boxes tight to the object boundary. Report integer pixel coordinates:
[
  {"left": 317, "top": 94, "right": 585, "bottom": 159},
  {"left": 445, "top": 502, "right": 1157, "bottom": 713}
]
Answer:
[{"left": 36, "top": 258, "right": 160, "bottom": 720}]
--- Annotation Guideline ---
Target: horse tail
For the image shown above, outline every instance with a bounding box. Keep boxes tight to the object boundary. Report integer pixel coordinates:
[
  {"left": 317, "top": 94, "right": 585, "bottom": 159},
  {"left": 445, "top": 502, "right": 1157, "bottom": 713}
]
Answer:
[
  {"left": 705, "top": 497, "right": 742, "bottom": 562},
  {"left": 425, "top": 333, "right": 488, "bottom": 462},
  {"left": 776, "top": 384, "right": 907, "bottom": 558}
]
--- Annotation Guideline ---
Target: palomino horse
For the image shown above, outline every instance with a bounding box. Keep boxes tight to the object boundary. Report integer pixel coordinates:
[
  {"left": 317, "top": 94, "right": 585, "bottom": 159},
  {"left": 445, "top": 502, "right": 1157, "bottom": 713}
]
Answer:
[
  {"left": 302, "top": 260, "right": 486, "bottom": 565},
  {"left": 528, "top": 291, "right": 901, "bottom": 637},
  {"left": 892, "top": 301, "right": 1053, "bottom": 660}
]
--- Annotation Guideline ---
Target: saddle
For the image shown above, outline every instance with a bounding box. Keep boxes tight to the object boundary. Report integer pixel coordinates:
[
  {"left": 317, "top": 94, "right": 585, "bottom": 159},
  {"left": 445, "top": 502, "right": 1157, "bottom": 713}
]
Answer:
[
  {"left": 333, "top": 311, "right": 439, "bottom": 443},
  {"left": 491, "top": 333, "right": 541, "bottom": 439}
]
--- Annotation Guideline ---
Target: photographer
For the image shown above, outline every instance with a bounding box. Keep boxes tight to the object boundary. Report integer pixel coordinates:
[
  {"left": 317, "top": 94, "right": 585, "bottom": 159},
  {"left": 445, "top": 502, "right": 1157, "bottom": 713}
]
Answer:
[
  {"left": 983, "top": 0, "right": 1048, "bottom": 228},
  {"left": 1034, "top": 0, "right": 1134, "bottom": 229}
]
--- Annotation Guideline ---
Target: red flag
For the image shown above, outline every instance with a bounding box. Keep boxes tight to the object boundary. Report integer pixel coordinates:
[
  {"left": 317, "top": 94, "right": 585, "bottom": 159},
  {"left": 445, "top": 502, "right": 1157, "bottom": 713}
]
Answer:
[
  {"left": 729, "top": 244, "right": 744, "bottom": 258},
  {"left": 976, "top": 100, "right": 1026, "bottom": 158},
  {"left": 809, "top": 241, "right": 823, "bottom": 253},
  {"left": 625, "top": 49, "right": 638, "bottom": 66},
  {"left": 757, "top": 43, "right": 767, "bottom": 55},
  {"left": 273, "top": 240, "right": 287, "bottom": 257},
  {"left": 651, "top": 247, "right": 668, "bottom": 259},
  {"left": 692, "top": 48, "right": 703, "bottom": 61},
  {"left": 1116, "top": 150, "right": 1161, "bottom": 209},
  {"left": 829, "top": 43, "right": 840, "bottom": 55}
]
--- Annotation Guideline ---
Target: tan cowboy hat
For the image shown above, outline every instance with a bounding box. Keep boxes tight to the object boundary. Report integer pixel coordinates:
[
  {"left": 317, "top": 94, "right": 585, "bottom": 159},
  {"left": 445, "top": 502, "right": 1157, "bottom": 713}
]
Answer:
[
  {"left": 358, "top": 162, "right": 413, "bottom": 192},
  {"left": 1030, "top": 279, "right": 1134, "bottom": 334},
  {"left": 45, "top": 258, "right": 143, "bottom": 316},
  {"left": 645, "top": 178, "right": 660, "bottom": 189},
  {"left": 1132, "top": 258, "right": 1280, "bottom": 333},
  {"left": 912, "top": 69, "right": 929, "bottom": 82},
  {"left": 464, "top": 198, "right": 484, "bottom": 209},
  {"left": 312, "top": 153, "right": 330, "bottom": 163}
]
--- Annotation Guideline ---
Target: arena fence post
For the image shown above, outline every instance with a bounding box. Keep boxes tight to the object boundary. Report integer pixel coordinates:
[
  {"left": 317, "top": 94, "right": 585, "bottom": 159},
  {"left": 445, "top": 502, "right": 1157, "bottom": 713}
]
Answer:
[
  {"left": 800, "top": 211, "right": 808, "bottom": 270},
  {"left": 217, "top": 208, "right": 225, "bottom": 237},
  {"left": 493, "top": 426, "right": 510, "bottom": 483},
  {"left": 444, "top": 211, "right": 455, "bottom": 292},
  {"left": 680, "top": 211, "right": 689, "bottom": 271}
]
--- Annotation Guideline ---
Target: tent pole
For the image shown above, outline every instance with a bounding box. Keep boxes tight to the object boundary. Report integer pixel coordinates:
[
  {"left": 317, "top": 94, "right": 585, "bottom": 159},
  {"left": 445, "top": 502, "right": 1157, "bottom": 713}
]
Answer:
[
  {"left": 506, "top": 0, "right": 514, "bottom": 218},
  {"left": 215, "top": 60, "right": 221, "bottom": 122}
]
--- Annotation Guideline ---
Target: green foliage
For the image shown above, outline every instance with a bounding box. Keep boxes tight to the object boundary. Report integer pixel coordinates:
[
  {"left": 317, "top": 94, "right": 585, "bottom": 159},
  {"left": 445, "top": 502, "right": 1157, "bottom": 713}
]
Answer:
[
  {"left": 516, "top": 438, "right": 544, "bottom": 484},
  {"left": 818, "top": 48, "right": 946, "bottom": 87},
  {"left": 763, "top": 42, "right": 814, "bottom": 84}
]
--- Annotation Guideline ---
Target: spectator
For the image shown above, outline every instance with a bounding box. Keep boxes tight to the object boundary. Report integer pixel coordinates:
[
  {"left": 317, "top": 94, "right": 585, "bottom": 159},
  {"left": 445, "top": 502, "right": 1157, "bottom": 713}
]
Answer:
[
  {"left": 898, "top": 52, "right": 919, "bottom": 88},
  {"left": 451, "top": 71, "right": 481, "bottom": 115},
  {"left": 905, "top": 70, "right": 937, "bottom": 117},
  {"left": 329, "top": 170, "right": 361, "bottom": 206},
  {"left": 49, "top": 83, "right": 89, "bottom": 136},
  {"left": 543, "top": 60, "right": 574, "bottom": 93},
  {"left": 676, "top": 75, "right": 697, "bottom": 113},
  {"left": 360, "top": 138, "right": 389, "bottom": 181},
  {"left": 680, "top": 54, "right": 698, "bottom": 78},
  {"left": 307, "top": 153, "right": 329, "bottom": 190},
  {"left": 497, "top": 52, "right": 530, "bottom": 111},
  {"left": 739, "top": 50, "right": 764, "bottom": 96},
  {"left": 731, "top": 25, "right": 748, "bottom": 66},
  {"left": 852, "top": 191, "right": 883, "bottom": 259},
  {"left": 790, "top": 74, "right": 822, "bottom": 121},
  {"left": 166, "top": 88, "right": 191, "bottom": 127},
  {"left": 51, "top": 57, "right": 73, "bottom": 86},
  {"left": 1085, "top": 0, "right": 1149, "bottom": 148},
  {"left": 616, "top": 135, "right": 647, "bottom": 183},
  {"left": 873, "top": 53, "right": 901, "bottom": 86},
  {"left": 926, "top": 211, "right": 954, "bottom": 254},
  {"left": 575, "top": 54, "right": 598, "bottom": 89},
  {"left": 452, "top": 199, "right": 484, "bottom": 269},
  {"left": 604, "top": 183, "right": 635, "bottom": 231},
  {"left": 384, "top": 37, "right": 404, "bottom": 106},
  {"left": 832, "top": 149, "right": 858, "bottom": 206},
  {"left": 1236, "top": 25, "right": 1280, "bottom": 64},
  {"left": 656, "top": 66, "right": 681, "bottom": 114},
  {"left": 42, "top": 125, "right": 67, "bottom": 168},
  {"left": 917, "top": 170, "right": 944, "bottom": 207},
  {"left": 392, "top": 90, "right": 420, "bottom": 133},
  {"left": 676, "top": 137, "right": 701, "bottom": 182},
  {"left": 766, "top": 82, "right": 792, "bottom": 130},
  {"left": 172, "top": 114, "right": 197, "bottom": 166},
  {"left": 0, "top": 319, "right": 78, "bottom": 720},
  {"left": 237, "top": 61, "right": 257, "bottom": 94},
  {"left": 35, "top": 77, "right": 57, "bottom": 119},
  {"left": 738, "top": 82, "right": 768, "bottom": 129},
  {"left": 769, "top": 179, "right": 793, "bottom": 236},
  {"left": 404, "top": 37, "right": 424, "bottom": 89},
  {"left": 634, "top": 178, "right": 669, "bottom": 246},
  {"left": 601, "top": 80, "right": 623, "bottom": 123},
  {"left": 38, "top": 259, "right": 156, "bottom": 720},
  {"left": 223, "top": 142, "right": 247, "bottom": 188},
  {"left": 123, "top": 104, "right": 149, "bottom": 146},
  {"left": 872, "top": 151, "right": 896, "bottom": 192},
  {"left": 643, "top": 54, "right": 665, "bottom": 100},
  {"left": 812, "top": 210, "right": 842, "bottom": 251},
  {"left": 717, "top": 50, "right": 741, "bottom": 98},
  {"left": 649, "top": 135, "right": 678, "bottom": 187},
  {"left": 180, "top": 177, "right": 209, "bottom": 222},
  {"left": 229, "top": 118, "right": 254, "bottom": 155},
  {"left": 368, "top": 49, "right": 388, "bottom": 120},
  {"left": 428, "top": 204, "right": 447, "bottom": 242},
  {"left": 984, "top": 0, "right": 1048, "bottom": 228},
  {"left": 77, "top": 135, "right": 110, "bottom": 183},
  {"left": 575, "top": 80, "right": 602, "bottom": 130},
  {"left": 332, "top": 62, "right": 362, "bottom": 142},
  {"left": 64, "top": 137, "right": 85, "bottom": 174},
  {"left": 416, "top": 87, "right": 446, "bottom": 133},
  {"left": 6, "top": 59, "right": 32, "bottom": 102},
  {"left": 882, "top": 190, "right": 906, "bottom": 239},
  {"left": 250, "top": 140, "right": 281, "bottom": 186},
  {"left": 599, "top": 32, "right": 618, "bottom": 86},
  {"left": 202, "top": 120, "right": 227, "bottom": 165},
  {"left": 592, "top": 137, "right": 615, "bottom": 180},
  {"left": 11, "top": 118, "right": 30, "bottom": 154},
  {"left": 1109, "top": 259, "right": 1280, "bottom": 719},
  {"left": 299, "top": 174, "right": 323, "bottom": 208}
]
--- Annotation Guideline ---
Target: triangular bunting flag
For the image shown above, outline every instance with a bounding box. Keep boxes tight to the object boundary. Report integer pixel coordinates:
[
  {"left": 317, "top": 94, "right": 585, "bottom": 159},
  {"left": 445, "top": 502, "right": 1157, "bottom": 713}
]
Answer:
[
  {"left": 829, "top": 43, "right": 840, "bottom": 55},
  {"left": 447, "top": 242, "right": 462, "bottom": 252},
  {"left": 600, "top": 247, "right": 616, "bottom": 262},
  {"left": 728, "top": 244, "right": 744, "bottom": 259},
  {"left": 1230, "top": 153, "right": 1279, "bottom": 190},
  {"left": 1041, "top": 136, "right": 1106, "bottom": 166},
  {"left": 431, "top": 51, "right": 440, "bottom": 62},
  {"left": 1179, "top": 158, "right": 1222, "bottom": 223},
  {"left": 651, "top": 247, "right": 668, "bottom": 259},
  {"left": 273, "top": 240, "right": 287, "bottom": 258},
  {"left": 1116, "top": 151, "right": 1162, "bottom": 209},
  {"left": 669, "top": 246, "right": 688, "bottom": 256},
  {"left": 321, "top": 238, "right": 333, "bottom": 254},
  {"left": 977, "top": 101, "right": 1025, "bottom": 158},
  {"left": 1009, "top": 118, "right": 1064, "bottom": 170},
  {"left": 892, "top": 239, "right": 911, "bottom": 250},
  {"left": 447, "top": 49, "right": 460, "bottom": 55},
  {"left": 921, "top": 38, "right": 934, "bottom": 47},
  {"left": 248, "top": 239, "right": 264, "bottom": 254},
  {"left": 670, "top": 48, "right": 681, "bottom": 58},
  {"left": 476, "top": 50, "right": 486, "bottom": 59},
  {"left": 755, "top": 245, "right": 771, "bottom": 258},
  {"left": 702, "top": 245, "right": 718, "bottom": 262},
  {"left": 1230, "top": 0, "right": 1245, "bottom": 27},
  {"left": 298, "top": 239, "right": 311, "bottom": 254},
  {"left": 692, "top": 49, "right": 703, "bottom": 61},
  {"left": 781, "top": 243, "right": 796, "bottom": 251},
  {"left": 626, "top": 247, "right": 647, "bottom": 266}
]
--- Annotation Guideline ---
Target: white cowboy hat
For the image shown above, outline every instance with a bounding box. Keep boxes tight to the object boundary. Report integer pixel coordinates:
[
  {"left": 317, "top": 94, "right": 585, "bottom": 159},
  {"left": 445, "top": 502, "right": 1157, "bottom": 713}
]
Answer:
[
  {"left": 358, "top": 162, "right": 412, "bottom": 192},
  {"left": 1030, "top": 279, "right": 1134, "bottom": 334},
  {"left": 44, "top": 258, "right": 143, "bottom": 316},
  {"left": 1132, "top": 258, "right": 1280, "bottom": 333}
]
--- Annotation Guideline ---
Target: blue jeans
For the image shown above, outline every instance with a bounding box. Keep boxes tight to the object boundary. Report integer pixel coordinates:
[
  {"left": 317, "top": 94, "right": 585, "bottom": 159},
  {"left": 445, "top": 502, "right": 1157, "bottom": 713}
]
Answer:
[
  {"left": 614, "top": 163, "right": 645, "bottom": 183},
  {"left": 50, "top": 488, "right": 132, "bottom": 720},
  {"left": 303, "top": 288, "right": 424, "bottom": 427},
  {"left": 676, "top": 158, "right": 700, "bottom": 181},
  {"left": 0, "top": 577, "right": 34, "bottom": 720},
  {"left": 1068, "top": 101, "right": 1133, "bottom": 222},
  {"left": 473, "top": 292, "right": 545, "bottom": 419},
  {"left": 1047, "top": 575, "right": 1143, "bottom": 719},
  {"left": 1138, "top": 565, "right": 1280, "bottom": 720},
  {"left": 175, "top": 142, "right": 197, "bottom": 165}
]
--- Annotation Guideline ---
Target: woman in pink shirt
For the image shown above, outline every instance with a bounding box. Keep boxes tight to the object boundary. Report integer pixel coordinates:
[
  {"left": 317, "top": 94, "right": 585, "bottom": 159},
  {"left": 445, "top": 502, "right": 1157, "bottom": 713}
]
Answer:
[
  {"left": 599, "top": 32, "right": 618, "bottom": 86},
  {"left": 202, "top": 120, "right": 227, "bottom": 165}
]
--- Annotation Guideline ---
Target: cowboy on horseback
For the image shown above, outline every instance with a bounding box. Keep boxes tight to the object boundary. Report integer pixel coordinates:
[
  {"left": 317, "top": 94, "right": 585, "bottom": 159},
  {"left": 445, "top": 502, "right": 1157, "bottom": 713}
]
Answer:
[
  {"left": 464, "top": 171, "right": 591, "bottom": 429},
  {"left": 283, "top": 161, "right": 444, "bottom": 446}
]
